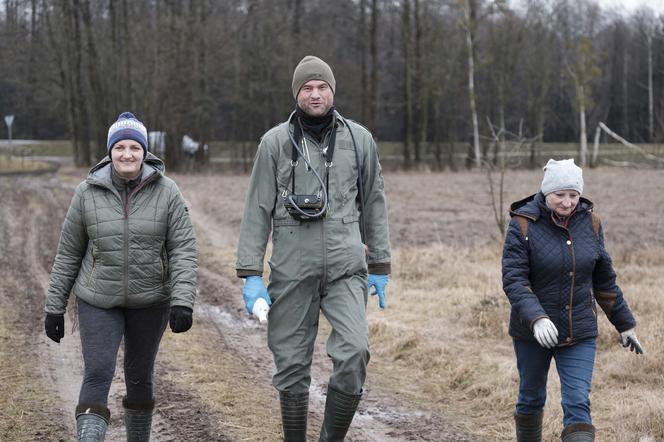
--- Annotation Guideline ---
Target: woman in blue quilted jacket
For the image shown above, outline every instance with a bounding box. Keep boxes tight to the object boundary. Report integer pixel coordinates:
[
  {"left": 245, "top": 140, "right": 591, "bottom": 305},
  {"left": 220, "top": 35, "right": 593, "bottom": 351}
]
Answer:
[{"left": 502, "top": 158, "right": 643, "bottom": 442}]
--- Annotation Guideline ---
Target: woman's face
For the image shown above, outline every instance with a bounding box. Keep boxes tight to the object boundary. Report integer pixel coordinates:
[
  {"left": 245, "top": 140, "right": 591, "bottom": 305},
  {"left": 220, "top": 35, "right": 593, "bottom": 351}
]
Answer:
[
  {"left": 545, "top": 190, "right": 580, "bottom": 218},
  {"left": 111, "top": 139, "right": 144, "bottom": 178}
]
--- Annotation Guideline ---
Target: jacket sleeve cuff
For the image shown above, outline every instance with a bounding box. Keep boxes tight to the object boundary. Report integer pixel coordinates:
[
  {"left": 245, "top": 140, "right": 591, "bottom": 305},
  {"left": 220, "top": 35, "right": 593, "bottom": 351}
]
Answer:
[
  {"left": 368, "top": 262, "right": 391, "bottom": 274},
  {"left": 237, "top": 269, "right": 263, "bottom": 278},
  {"left": 529, "top": 315, "right": 549, "bottom": 331}
]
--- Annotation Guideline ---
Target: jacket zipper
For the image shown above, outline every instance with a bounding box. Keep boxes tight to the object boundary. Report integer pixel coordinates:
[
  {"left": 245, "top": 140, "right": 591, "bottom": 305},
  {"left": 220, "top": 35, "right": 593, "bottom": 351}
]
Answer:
[
  {"left": 567, "top": 229, "right": 576, "bottom": 342},
  {"left": 122, "top": 174, "right": 158, "bottom": 304},
  {"left": 319, "top": 136, "right": 329, "bottom": 288}
]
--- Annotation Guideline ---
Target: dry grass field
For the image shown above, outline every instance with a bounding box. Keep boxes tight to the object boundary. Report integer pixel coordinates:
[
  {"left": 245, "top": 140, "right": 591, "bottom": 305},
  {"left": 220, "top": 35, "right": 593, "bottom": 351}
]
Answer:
[
  {"left": 173, "top": 166, "right": 664, "bottom": 441},
  {"left": 373, "top": 167, "right": 664, "bottom": 441},
  {"left": 0, "top": 165, "right": 662, "bottom": 441}
]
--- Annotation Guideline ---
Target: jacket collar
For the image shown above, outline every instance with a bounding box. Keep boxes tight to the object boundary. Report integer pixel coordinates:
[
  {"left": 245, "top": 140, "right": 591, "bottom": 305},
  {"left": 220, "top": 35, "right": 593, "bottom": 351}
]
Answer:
[
  {"left": 86, "top": 152, "right": 165, "bottom": 191},
  {"left": 509, "top": 191, "right": 594, "bottom": 221}
]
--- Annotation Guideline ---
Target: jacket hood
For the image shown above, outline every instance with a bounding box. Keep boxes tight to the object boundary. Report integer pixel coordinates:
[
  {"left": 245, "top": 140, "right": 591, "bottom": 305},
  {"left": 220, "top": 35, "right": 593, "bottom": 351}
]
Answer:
[
  {"left": 87, "top": 152, "right": 165, "bottom": 187},
  {"left": 509, "top": 192, "right": 594, "bottom": 221}
]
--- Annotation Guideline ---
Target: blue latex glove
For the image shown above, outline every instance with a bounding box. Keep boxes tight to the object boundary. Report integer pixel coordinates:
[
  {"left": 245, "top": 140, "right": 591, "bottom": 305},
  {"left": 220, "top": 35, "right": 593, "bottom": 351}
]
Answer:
[
  {"left": 242, "top": 276, "right": 271, "bottom": 314},
  {"left": 367, "top": 274, "right": 389, "bottom": 309}
]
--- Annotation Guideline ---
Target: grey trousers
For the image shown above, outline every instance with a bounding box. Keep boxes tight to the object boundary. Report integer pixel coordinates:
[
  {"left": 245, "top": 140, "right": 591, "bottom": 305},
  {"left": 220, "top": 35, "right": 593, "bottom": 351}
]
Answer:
[
  {"left": 267, "top": 272, "right": 370, "bottom": 395},
  {"left": 77, "top": 299, "right": 169, "bottom": 405}
]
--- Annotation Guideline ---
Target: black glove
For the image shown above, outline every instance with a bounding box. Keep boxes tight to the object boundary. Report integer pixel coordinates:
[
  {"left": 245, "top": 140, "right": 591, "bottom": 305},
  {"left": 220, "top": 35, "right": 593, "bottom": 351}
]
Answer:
[
  {"left": 169, "top": 306, "right": 193, "bottom": 333},
  {"left": 45, "top": 314, "right": 65, "bottom": 343}
]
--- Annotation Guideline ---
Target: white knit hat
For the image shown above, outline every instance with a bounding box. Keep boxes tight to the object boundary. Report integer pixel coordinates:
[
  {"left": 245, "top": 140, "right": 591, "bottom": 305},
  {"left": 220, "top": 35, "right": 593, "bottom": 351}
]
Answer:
[{"left": 541, "top": 158, "right": 583, "bottom": 195}]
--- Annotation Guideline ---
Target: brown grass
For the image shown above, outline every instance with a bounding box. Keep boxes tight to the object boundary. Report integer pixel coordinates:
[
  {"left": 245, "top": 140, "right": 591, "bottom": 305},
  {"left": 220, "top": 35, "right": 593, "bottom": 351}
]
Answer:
[
  {"left": 366, "top": 236, "right": 664, "bottom": 441},
  {"left": 0, "top": 156, "right": 55, "bottom": 172},
  {"left": 369, "top": 170, "right": 664, "bottom": 441},
  {"left": 1, "top": 166, "right": 642, "bottom": 440},
  {"left": 168, "top": 167, "right": 664, "bottom": 440}
]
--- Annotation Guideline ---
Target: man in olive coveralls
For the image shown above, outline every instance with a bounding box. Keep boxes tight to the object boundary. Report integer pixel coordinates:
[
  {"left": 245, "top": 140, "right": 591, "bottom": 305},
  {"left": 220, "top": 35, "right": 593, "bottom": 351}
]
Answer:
[{"left": 236, "top": 55, "right": 391, "bottom": 441}]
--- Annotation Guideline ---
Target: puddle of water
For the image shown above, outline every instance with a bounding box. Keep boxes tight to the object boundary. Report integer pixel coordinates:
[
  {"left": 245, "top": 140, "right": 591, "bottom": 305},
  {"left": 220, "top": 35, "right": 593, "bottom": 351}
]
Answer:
[{"left": 195, "top": 302, "right": 265, "bottom": 330}]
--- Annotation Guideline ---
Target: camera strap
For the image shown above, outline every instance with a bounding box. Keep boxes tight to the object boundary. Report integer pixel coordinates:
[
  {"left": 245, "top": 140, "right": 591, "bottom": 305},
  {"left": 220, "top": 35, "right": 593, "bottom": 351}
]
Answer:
[{"left": 290, "top": 111, "right": 368, "bottom": 245}]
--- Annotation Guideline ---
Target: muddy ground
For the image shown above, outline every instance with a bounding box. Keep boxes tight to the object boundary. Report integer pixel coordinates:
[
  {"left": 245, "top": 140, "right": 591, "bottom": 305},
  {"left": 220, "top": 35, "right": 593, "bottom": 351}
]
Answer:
[
  {"left": 2, "top": 165, "right": 662, "bottom": 441},
  {"left": 0, "top": 167, "right": 483, "bottom": 441}
]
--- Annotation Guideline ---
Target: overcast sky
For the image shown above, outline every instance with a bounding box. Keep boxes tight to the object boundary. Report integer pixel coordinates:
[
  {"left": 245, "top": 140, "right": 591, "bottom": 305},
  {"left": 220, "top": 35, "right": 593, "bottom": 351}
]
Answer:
[
  {"left": 596, "top": 0, "right": 664, "bottom": 14},
  {"left": 511, "top": 0, "right": 664, "bottom": 15}
]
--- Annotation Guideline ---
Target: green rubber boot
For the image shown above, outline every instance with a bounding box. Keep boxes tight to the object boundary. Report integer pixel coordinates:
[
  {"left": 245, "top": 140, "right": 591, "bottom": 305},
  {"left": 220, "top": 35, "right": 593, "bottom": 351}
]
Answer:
[
  {"left": 123, "top": 398, "right": 155, "bottom": 442},
  {"left": 279, "top": 390, "right": 309, "bottom": 441},
  {"left": 319, "top": 387, "right": 361, "bottom": 442},
  {"left": 76, "top": 403, "right": 110, "bottom": 442},
  {"left": 561, "top": 423, "right": 595, "bottom": 441},
  {"left": 514, "top": 412, "right": 543, "bottom": 442}
]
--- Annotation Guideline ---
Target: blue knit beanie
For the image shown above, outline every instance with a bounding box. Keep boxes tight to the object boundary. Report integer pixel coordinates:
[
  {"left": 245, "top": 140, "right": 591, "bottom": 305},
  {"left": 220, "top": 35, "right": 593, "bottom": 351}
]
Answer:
[{"left": 107, "top": 112, "right": 148, "bottom": 156}]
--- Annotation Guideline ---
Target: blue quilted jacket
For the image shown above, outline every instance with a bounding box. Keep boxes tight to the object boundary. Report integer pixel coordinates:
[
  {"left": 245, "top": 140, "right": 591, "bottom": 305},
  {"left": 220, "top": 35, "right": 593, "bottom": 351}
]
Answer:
[{"left": 502, "top": 192, "right": 636, "bottom": 345}]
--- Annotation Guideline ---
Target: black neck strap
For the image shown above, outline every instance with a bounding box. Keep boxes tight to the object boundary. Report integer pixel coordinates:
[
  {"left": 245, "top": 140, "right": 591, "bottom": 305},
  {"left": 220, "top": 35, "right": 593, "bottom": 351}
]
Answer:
[{"left": 291, "top": 116, "right": 336, "bottom": 164}]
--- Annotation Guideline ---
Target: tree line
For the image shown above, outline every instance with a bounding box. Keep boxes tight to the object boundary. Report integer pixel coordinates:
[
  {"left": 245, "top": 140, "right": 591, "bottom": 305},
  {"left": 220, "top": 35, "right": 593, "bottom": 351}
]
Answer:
[{"left": 1, "top": 0, "right": 663, "bottom": 169}]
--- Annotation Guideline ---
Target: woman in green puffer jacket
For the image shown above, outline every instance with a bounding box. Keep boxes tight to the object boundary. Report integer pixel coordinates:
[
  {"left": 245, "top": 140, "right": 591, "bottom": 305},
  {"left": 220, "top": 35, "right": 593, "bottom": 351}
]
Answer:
[{"left": 44, "top": 112, "right": 198, "bottom": 441}]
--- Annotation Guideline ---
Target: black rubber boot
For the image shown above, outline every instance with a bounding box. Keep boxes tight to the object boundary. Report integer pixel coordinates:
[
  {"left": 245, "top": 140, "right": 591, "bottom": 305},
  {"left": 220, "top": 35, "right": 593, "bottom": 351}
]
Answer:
[
  {"left": 279, "top": 390, "right": 309, "bottom": 442},
  {"left": 123, "top": 398, "right": 155, "bottom": 442},
  {"left": 561, "top": 423, "right": 595, "bottom": 442},
  {"left": 319, "top": 387, "right": 361, "bottom": 442},
  {"left": 76, "top": 403, "right": 110, "bottom": 442},
  {"left": 514, "top": 411, "right": 543, "bottom": 442}
]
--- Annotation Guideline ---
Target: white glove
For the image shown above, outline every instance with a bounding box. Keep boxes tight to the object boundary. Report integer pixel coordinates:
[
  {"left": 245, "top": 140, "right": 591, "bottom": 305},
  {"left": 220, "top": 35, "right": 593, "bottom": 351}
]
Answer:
[
  {"left": 533, "top": 318, "right": 558, "bottom": 349},
  {"left": 620, "top": 328, "right": 644, "bottom": 354}
]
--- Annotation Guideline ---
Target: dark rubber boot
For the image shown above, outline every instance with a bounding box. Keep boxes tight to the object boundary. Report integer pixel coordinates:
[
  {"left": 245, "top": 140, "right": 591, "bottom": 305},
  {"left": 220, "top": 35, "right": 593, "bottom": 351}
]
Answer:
[
  {"left": 123, "top": 398, "right": 155, "bottom": 442},
  {"left": 279, "top": 390, "right": 309, "bottom": 442},
  {"left": 319, "top": 387, "right": 361, "bottom": 442},
  {"left": 514, "top": 412, "right": 543, "bottom": 442},
  {"left": 76, "top": 403, "right": 110, "bottom": 442},
  {"left": 561, "top": 423, "right": 595, "bottom": 441}
]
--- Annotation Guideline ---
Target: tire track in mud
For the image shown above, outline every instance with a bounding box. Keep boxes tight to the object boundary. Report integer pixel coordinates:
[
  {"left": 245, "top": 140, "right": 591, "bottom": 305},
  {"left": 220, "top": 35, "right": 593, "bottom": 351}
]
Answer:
[
  {"left": 1, "top": 174, "right": 222, "bottom": 441},
  {"left": 2, "top": 172, "right": 476, "bottom": 441},
  {"left": 188, "top": 199, "right": 478, "bottom": 441}
]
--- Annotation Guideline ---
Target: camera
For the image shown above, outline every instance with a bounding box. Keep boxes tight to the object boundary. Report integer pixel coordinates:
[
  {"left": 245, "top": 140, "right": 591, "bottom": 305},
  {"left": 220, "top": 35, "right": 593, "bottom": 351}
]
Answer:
[{"left": 282, "top": 191, "right": 326, "bottom": 221}]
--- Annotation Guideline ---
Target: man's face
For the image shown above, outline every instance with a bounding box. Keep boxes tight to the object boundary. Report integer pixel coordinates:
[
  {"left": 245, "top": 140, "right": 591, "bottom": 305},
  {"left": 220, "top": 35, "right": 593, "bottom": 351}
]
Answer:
[{"left": 296, "top": 80, "right": 334, "bottom": 117}]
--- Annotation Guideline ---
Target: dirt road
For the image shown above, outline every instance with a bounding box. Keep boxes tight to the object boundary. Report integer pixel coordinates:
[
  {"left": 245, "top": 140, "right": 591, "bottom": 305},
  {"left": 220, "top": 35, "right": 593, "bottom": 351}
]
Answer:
[{"left": 0, "top": 168, "right": 476, "bottom": 441}]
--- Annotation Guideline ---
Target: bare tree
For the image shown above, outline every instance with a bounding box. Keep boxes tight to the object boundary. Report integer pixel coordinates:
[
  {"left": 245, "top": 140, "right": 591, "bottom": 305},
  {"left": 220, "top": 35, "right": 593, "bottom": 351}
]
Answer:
[
  {"left": 459, "top": 0, "right": 481, "bottom": 168},
  {"left": 634, "top": 8, "right": 659, "bottom": 142},
  {"left": 402, "top": 0, "right": 413, "bottom": 168},
  {"left": 5, "top": 0, "right": 664, "bottom": 170},
  {"left": 556, "top": 0, "right": 602, "bottom": 167},
  {"left": 79, "top": 0, "right": 108, "bottom": 159},
  {"left": 412, "top": 0, "right": 422, "bottom": 164}
]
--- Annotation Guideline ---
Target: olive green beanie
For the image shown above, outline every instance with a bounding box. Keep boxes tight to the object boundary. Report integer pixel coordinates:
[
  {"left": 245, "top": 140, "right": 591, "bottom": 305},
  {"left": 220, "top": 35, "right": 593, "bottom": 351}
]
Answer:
[{"left": 291, "top": 55, "right": 336, "bottom": 99}]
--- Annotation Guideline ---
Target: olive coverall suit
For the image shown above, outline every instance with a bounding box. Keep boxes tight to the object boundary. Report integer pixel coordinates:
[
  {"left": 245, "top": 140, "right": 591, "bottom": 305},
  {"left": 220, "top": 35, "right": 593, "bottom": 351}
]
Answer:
[{"left": 236, "top": 114, "right": 391, "bottom": 395}]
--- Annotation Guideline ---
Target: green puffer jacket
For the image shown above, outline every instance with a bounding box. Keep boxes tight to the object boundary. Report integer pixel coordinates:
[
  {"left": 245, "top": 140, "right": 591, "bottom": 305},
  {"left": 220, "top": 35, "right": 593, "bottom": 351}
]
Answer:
[{"left": 45, "top": 153, "right": 197, "bottom": 315}]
